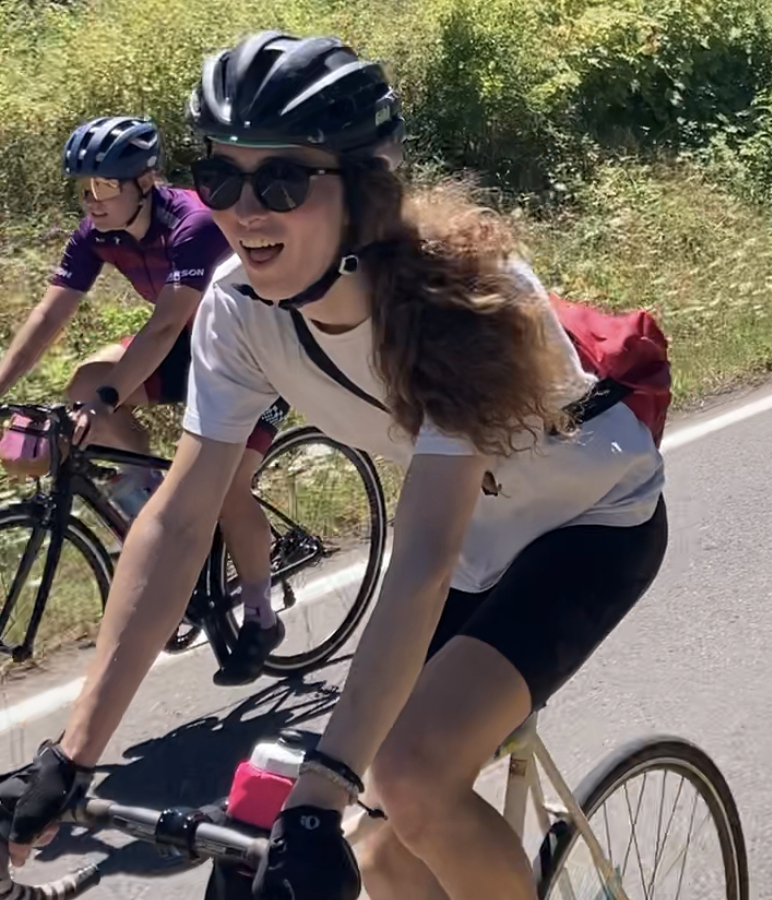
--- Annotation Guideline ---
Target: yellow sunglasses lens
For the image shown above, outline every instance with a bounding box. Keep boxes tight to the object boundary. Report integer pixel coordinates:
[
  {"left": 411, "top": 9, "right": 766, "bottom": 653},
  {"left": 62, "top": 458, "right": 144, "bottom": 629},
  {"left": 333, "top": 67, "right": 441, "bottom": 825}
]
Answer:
[{"left": 77, "top": 177, "right": 121, "bottom": 202}]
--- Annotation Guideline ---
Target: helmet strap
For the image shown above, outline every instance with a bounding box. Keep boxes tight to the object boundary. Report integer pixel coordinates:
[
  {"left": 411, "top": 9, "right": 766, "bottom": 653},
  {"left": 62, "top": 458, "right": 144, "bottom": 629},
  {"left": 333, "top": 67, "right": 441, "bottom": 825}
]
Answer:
[
  {"left": 276, "top": 252, "right": 360, "bottom": 310},
  {"left": 121, "top": 178, "right": 152, "bottom": 230}
]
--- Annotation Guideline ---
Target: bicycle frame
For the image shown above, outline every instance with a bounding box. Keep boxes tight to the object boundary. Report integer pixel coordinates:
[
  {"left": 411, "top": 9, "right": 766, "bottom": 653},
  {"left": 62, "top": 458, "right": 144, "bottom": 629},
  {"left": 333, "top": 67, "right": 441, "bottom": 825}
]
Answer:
[
  {"left": 0, "top": 403, "right": 297, "bottom": 668},
  {"left": 343, "top": 711, "right": 631, "bottom": 900},
  {"left": 0, "top": 436, "right": 169, "bottom": 660},
  {"left": 0, "top": 403, "right": 211, "bottom": 661}
]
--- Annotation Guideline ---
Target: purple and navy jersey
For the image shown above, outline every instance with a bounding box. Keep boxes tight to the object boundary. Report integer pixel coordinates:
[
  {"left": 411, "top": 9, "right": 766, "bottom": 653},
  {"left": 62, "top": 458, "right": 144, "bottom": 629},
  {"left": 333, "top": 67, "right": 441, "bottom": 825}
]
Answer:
[{"left": 49, "top": 185, "right": 232, "bottom": 303}]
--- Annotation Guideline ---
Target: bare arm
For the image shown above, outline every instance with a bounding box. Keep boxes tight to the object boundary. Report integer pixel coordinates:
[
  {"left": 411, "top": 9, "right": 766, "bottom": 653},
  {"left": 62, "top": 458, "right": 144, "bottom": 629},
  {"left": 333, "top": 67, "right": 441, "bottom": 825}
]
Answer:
[
  {"left": 0, "top": 286, "right": 83, "bottom": 395},
  {"left": 60, "top": 431, "right": 245, "bottom": 766},
  {"left": 101, "top": 284, "right": 202, "bottom": 405},
  {"left": 289, "top": 452, "right": 487, "bottom": 807}
]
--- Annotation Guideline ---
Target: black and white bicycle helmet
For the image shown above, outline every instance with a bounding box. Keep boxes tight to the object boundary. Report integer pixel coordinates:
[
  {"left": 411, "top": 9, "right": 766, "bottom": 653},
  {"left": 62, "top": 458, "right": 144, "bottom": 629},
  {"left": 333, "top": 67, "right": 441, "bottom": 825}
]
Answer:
[
  {"left": 186, "top": 31, "right": 404, "bottom": 169},
  {"left": 63, "top": 116, "right": 162, "bottom": 180},
  {"left": 186, "top": 32, "right": 405, "bottom": 309}
]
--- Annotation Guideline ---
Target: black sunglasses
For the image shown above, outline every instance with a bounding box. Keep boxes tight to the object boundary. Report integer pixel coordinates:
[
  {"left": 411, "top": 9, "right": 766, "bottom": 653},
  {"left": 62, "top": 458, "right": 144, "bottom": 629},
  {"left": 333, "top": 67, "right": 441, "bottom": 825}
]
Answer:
[{"left": 190, "top": 156, "right": 342, "bottom": 213}]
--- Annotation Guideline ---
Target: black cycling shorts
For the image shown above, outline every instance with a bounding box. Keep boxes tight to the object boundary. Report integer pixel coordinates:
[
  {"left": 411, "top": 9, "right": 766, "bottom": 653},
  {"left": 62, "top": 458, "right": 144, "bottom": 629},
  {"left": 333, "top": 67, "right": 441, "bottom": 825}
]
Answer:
[
  {"left": 121, "top": 329, "right": 191, "bottom": 405},
  {"left": 426, "top": 495, "right": 668, "bottom": 710},
  {"left": 122, "top": 329, "right": 290, "bottom": 456}
]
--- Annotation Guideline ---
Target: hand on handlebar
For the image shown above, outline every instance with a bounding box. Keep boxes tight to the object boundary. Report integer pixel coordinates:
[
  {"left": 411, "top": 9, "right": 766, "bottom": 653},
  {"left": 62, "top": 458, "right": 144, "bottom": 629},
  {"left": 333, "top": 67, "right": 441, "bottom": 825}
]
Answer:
[
  {"left": 72, "top": 397, "right": 113, "bottom": 447},
  {"left": 253, "top": 806, "right": 361, "bottom": 900},
  {"left": 0, "top": 742, "right": 94, "bottom": 866}
]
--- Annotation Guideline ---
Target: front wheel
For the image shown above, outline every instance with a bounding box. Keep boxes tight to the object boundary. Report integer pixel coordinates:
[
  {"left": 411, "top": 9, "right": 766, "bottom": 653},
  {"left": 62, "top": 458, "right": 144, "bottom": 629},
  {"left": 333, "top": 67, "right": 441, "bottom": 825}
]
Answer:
[
  {"left": 0, "top": 501, "right": 111, "bottom": 661},
  {"left": 537, "top": 736, "right": 748, "bottom": 900}
]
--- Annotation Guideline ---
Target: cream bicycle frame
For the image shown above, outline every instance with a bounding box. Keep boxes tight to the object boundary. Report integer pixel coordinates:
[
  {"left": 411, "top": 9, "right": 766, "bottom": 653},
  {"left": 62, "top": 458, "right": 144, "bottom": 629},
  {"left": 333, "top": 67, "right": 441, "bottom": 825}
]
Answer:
[{"left": 344, "top": 710, "right": 630, "bottom": 900}]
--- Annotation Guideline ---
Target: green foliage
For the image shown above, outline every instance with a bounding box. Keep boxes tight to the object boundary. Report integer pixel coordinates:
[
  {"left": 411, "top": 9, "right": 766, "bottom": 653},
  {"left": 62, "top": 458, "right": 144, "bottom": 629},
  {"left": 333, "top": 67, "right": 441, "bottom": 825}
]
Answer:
[
  {"left": 4, "top": 0, "right": 772, "bottom": 213},
  {"left": 2, "top": 0, "right": 772, "bottom": 411},
  {"left": 545, "top": 0, "right": 772, "bottom": 150},
  {"left": 7, "top": 0, "right": 772, "bottom": 658},
  {"left": 528, "top": 160, "right": 772, "bottom": 401}
]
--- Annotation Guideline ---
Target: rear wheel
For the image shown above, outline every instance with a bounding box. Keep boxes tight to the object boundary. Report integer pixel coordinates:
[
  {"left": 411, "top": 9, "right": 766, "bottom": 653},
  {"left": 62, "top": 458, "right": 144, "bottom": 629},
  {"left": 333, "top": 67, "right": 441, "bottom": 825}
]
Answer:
[
  {"left": 222, "top": 425, "right": 387, "bottom": 676},
  {"left": 537, "top": 736, "right": 748, "bottom": 900}
]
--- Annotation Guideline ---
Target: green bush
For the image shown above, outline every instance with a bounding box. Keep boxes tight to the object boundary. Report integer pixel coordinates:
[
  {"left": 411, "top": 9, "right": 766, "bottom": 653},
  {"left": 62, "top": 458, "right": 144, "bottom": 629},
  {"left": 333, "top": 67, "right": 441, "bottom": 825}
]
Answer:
[
  {"left": 3, "top": 0, "right": 772, "bottom": 218},
  {"left": 545, "top": 0, "right": 772, "bottom": 151}
]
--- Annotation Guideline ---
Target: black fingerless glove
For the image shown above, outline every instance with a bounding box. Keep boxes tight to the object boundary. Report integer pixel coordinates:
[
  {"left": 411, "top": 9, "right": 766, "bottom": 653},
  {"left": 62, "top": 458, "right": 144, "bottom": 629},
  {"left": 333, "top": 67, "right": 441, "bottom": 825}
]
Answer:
[
  {"left": 253, "top": 806, "right": 360, "bottom": 900},
  {"left": 0, "top": 742, "right": 93, "bottom": 844}
]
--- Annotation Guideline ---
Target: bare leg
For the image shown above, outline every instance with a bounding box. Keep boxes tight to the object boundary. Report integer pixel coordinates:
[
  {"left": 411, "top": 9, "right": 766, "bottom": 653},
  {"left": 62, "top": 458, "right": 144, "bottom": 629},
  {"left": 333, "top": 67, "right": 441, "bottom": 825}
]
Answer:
[
  {"left": 361, "top": 823, "right": 449, "bottom": 900},
  {"left": 214, "top": 448, "right": 282, "bottom": 685},
  {"left": 67, "top": 346, "right": 149, "bottom": 454},
  {"left": 368, "top": 637, "right": 537, "bottom": 900},
  {"left": 218, "top": 448, "right": 273, "bottom": 588}
]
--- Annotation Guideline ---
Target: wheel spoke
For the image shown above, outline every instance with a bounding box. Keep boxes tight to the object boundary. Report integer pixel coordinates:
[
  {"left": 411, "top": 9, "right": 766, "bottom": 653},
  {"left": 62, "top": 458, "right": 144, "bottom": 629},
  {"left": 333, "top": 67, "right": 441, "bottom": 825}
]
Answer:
[
  {"left": 674, "top": 788, "right": 699, "bottom": 899},
  {"left": 602, "top": 801, "right": 614, "bottom": 871},
  {"left": 542, "top": 745, "right": 744, "bottom": 900},
  {"left": 649, "top": 772, "right": 686, "bottom": 896},
  {"left": 249, "top": 429, "right": 386, "bottom": 672},
  {"left": 622, "top": 776, "right": 652, "bottom": 899},
  {"left": 646, "top": 770, "right": 668, "bottom": 899},
  {"left": 660, "top": 806, "right": 712, "bottom": 888},
  {"left": 0, "top": 524, "right": 45, "bottom": 635}
]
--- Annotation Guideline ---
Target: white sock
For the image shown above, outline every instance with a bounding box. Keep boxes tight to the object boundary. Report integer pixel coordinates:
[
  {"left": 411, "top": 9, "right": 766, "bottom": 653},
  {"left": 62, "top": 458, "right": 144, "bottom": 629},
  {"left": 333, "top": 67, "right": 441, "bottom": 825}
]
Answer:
[{"left": 241, "top": 578, "right": 276, "bottom": 628}]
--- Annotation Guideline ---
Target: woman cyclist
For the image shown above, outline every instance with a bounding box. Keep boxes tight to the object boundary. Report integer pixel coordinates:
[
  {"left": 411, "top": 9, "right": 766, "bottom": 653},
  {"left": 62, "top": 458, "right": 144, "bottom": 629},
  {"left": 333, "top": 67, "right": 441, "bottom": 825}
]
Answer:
[
  {"left": 0, "top": 36, "right": 667, "bottom": 900},
  {"left": 0, "top": 116, "right": 286, "bottom": 684}
]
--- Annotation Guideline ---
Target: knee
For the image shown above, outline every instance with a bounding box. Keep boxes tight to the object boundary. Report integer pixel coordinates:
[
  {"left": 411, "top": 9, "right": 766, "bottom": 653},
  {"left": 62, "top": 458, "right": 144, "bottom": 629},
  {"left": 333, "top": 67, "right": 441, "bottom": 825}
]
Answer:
[
  {"left": 359, "top": 827, "right": 408, "bottom": 896},
  {"left": 66, "top": 365, "right": 97, "bottom": 402},
  {"left": 66, "top": 358, "right": 118, "bottom": 402},
  {"left": 370, "top": 731, "right": 455, "bottom": 850}
]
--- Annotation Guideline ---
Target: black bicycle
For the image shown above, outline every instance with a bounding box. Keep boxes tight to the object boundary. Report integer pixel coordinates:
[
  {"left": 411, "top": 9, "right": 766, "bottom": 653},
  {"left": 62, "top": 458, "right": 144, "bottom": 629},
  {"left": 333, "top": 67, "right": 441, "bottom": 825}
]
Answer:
[{"left": 0, "top": 403, "right": 387, "bottom": 676}]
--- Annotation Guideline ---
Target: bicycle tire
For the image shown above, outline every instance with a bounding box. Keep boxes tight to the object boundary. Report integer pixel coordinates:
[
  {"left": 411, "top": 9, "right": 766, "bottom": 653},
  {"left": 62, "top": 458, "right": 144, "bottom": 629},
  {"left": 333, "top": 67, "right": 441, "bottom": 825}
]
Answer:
[
  {"left": 262, "top": 426, "right": 386, "bottom": 675},
  {"left": 537, "top": 735, "right": 748, "bottom": 900},
  {"left": 210, "top": 425, "right": 387, "bottom": 677},
  {"left": 0, "top": 501, "right": 111, "bottom": 658}
]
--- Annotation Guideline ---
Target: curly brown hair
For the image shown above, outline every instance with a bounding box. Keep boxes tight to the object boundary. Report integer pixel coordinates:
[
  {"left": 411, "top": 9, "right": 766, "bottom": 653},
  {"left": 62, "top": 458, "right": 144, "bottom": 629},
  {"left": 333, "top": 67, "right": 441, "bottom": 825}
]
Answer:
[{"left": 343, "top": 166, "right": 573, "bottom": 456}]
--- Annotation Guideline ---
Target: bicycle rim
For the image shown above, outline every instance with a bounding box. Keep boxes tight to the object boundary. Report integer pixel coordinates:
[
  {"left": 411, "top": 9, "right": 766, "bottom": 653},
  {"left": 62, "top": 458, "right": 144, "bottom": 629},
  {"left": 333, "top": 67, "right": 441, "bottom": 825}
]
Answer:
[
  {"left": 0, "top": 503, "right": 111, "bottom": 660},
  {"left": 537, "top": 736, "right": 748, "bottom": 900},
  {"left": 228, "top": 426, "right": 387, "bottom": 676}
]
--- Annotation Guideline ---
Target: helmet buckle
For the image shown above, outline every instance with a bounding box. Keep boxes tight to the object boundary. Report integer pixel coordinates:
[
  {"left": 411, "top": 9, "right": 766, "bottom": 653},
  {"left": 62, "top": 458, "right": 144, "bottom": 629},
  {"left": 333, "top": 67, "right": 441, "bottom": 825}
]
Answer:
[{"left": 338, "top": 254, "right": 359, "bottom": 275}]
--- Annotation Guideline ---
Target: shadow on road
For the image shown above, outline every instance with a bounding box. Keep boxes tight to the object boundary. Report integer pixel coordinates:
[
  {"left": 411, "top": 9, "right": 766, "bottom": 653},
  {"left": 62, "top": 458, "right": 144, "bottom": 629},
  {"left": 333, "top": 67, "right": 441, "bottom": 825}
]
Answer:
[
  {"left": 35, "top": 653, "right": 351, "bottom": 878},
  {"left": 36, "top": 826, "right": 207, "bottom": 880}
]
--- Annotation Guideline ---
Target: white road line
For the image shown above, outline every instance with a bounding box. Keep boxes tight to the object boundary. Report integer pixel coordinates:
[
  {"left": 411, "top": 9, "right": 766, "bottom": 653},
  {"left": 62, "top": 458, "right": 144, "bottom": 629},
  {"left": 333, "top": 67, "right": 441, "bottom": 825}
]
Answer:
[
  {"left": 661, "top": 387, "right": 772, "bottom": 452},
  {"left": 0, "top": 385, "right": 770, "bottom": 733},
  {"left": 0, "top": 633, "right": 210, "bottom": 734}
]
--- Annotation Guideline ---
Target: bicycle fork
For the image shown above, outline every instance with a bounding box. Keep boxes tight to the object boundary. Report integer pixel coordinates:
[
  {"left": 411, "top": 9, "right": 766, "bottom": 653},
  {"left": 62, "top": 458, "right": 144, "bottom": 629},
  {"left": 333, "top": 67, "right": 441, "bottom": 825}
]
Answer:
[{"left": 0, "top": 498, "right": 71, "bottom": 661}]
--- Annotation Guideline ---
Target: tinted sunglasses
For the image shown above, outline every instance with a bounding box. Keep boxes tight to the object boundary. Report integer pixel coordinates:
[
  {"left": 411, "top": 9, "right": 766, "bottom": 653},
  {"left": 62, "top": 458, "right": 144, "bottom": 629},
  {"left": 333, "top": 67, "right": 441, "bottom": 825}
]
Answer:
[
  {"left": 191, "top": 157, "right": 342, "bottom": 213},
  {"left": 76, "top": 177, "right": 122, "bottom": 203}
]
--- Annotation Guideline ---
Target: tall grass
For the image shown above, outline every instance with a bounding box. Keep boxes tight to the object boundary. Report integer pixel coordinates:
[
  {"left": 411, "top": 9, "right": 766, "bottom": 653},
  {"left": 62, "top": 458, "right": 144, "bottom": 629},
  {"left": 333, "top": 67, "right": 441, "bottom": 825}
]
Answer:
[{"left": 528, "top": 161, "right": 772, "bottom": 401}]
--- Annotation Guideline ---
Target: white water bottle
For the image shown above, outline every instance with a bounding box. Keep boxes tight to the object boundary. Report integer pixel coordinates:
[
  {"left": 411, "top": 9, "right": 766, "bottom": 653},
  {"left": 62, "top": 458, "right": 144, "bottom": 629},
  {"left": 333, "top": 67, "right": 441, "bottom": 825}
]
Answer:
[{"left": 105, "top": 469, "right": 163, "bottom": 522}]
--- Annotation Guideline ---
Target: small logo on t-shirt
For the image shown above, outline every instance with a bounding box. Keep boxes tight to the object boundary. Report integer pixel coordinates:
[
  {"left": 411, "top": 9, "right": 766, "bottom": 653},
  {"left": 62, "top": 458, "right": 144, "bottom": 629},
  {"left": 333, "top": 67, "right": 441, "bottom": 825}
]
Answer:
[{"left": 54, "top": 266, "right": 72, "bottom": 280}]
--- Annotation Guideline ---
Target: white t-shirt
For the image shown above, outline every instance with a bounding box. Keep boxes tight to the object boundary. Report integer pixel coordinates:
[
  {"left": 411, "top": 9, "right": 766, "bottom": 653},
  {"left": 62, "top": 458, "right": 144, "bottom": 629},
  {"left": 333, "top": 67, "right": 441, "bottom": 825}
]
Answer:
[{"left": 184, "top": 255, "right": 665, "bottom": 593}]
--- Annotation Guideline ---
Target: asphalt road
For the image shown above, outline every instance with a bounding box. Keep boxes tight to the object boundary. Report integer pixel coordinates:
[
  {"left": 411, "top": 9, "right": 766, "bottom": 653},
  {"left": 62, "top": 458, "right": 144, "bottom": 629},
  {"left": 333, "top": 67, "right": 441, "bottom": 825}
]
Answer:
[{"left": 1, "top": 384, "right": 771, "bottom": 899}]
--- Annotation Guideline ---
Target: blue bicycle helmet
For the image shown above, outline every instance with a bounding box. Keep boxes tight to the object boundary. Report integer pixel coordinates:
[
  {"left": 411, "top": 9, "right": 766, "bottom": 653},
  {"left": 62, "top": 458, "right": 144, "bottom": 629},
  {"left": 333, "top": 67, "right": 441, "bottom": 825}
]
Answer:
[{"left": 63, "top": 117, "right": 162, "bottom": 180}]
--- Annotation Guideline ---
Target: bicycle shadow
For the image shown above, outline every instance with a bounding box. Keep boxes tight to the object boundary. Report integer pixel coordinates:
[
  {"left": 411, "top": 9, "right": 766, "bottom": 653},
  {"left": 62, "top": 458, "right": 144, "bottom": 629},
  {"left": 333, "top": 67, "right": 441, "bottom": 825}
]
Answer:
[{"left": 35, "top": 653, "right": 351, "bottom": 878}]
